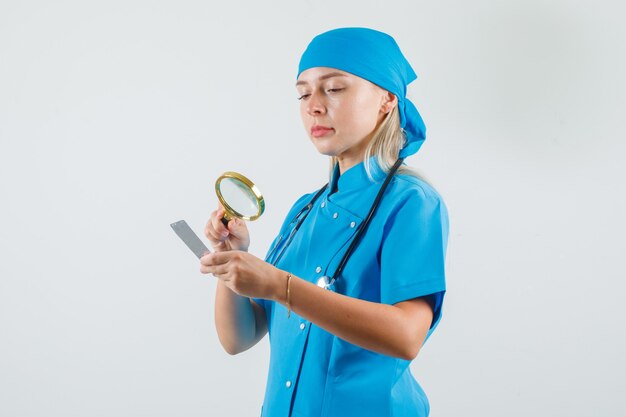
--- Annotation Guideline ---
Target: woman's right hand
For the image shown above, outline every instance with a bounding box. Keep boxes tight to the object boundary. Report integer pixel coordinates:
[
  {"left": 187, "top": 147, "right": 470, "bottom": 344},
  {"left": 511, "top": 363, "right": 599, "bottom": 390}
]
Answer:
[{"left": 204, "top": 203, "right": 250, "bottom": 252}]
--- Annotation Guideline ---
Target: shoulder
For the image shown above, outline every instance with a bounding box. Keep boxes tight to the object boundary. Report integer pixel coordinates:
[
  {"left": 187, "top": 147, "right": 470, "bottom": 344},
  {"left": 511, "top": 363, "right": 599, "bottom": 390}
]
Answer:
[
  {"left": 389, "top": 174, "right": 446, "bottom": 207},
  {"left": 378, "top": 174, "right": 449, "bottom": 230}
]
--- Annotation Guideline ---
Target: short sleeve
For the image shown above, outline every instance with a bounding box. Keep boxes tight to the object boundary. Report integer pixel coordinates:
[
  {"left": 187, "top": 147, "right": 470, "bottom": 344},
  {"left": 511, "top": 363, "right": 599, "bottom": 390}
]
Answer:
[{"left": 380, "top": 186, "right": 449, "bottom": 337}]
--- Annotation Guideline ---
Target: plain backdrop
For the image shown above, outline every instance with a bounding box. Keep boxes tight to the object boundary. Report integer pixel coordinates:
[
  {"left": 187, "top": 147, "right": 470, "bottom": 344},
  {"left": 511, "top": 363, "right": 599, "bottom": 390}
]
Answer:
[{"left": 1, "top": 1, "right": 625, "bottom": 416}]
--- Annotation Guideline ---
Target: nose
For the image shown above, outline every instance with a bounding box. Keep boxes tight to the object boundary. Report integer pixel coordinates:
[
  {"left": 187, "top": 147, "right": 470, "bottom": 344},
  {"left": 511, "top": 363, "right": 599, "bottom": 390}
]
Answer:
[{"left": 306, "top": 91, "right": 326, "bottom": 116}]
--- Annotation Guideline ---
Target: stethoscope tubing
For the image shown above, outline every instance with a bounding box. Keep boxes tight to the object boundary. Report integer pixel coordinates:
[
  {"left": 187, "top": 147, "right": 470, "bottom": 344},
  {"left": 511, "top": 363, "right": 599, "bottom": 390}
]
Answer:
[
  {"left": 267, "top": 157, "right": 404, "bottom": 289},
  {"left": 268, "top": 183, "right": 328, "bottom": 266}
]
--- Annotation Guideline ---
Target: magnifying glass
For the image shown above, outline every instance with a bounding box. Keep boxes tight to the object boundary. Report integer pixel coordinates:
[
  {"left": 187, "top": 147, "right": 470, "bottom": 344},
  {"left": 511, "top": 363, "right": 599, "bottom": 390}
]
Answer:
[{"left": 215, "top": 171, "right": 265, "bottom": 226}]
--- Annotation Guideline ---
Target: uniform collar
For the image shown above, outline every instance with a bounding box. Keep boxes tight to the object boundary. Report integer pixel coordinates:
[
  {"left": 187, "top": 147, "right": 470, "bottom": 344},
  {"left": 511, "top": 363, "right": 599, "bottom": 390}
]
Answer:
[{"left": 329, "top": 156, "right": 387, "bottom": 194}]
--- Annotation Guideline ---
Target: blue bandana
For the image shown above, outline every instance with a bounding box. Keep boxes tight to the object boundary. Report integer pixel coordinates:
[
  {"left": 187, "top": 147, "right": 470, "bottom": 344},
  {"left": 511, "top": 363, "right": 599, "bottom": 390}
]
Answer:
[{"left": 297, "top": 27, "right": 426, "bottom": 158}]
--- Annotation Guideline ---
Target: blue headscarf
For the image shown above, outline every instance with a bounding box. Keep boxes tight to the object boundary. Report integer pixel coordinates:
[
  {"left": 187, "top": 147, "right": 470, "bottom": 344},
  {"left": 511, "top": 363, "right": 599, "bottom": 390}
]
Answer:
[{"left": 297, "top": 27, "right": 426, "bottom": 158}]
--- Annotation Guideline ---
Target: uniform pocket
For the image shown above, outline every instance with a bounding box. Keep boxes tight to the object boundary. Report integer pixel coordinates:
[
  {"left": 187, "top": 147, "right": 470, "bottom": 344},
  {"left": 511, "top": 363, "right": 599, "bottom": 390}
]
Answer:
[
  {"left": 275, "top": 198, "right": 363, "bottom": 288},
  {"left": 314, "top": 199, "right": 364, "bottom": 286}
]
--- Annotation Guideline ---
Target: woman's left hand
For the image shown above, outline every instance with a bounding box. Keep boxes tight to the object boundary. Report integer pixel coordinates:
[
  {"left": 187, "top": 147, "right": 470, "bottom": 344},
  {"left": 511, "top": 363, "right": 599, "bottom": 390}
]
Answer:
[{"left": 200, "top": 251, "right": 283, "bottom": 300}]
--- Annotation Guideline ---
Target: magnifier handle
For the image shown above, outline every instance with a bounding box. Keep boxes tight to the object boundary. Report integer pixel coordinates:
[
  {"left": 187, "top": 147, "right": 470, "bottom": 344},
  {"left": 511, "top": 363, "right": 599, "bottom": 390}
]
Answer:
[{"left": 221, "top": 217, "right": 229, "bottom": 227}]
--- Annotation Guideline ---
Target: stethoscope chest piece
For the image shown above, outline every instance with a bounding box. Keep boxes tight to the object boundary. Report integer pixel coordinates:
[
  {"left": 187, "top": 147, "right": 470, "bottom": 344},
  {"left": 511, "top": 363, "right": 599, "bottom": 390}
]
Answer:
[{"left": 317, "top": 276, "right": 335, "bottom": 291}]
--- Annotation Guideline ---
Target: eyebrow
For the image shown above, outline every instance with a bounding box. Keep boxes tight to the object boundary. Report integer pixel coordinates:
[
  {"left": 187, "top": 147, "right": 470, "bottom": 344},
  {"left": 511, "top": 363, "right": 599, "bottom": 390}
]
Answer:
[{"left": 295, "top": 72, "right": 349, "bottom": 87}]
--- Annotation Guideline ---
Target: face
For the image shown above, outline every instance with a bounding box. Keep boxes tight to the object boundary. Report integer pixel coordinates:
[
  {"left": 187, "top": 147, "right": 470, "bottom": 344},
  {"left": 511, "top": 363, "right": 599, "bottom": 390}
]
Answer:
[{"left": 295, "top": 67, "right": 397, "bottom": 169}]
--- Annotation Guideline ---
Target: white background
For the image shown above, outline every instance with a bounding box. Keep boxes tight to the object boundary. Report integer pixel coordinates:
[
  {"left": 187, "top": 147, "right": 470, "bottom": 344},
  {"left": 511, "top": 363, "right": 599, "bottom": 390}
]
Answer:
[{"left": 1, "top": 1, "right": 624, "bottom": 416}]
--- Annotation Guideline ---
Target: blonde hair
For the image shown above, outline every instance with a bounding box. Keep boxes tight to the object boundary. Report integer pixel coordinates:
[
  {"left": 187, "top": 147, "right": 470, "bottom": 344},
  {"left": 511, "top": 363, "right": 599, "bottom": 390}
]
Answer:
[{"left": 328, "top": 104, "right": 432, "bottom": 186}]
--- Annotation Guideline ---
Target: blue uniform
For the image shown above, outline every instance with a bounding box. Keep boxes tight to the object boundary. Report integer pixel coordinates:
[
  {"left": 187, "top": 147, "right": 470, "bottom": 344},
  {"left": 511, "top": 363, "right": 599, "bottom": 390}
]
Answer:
[{"left": 252, "top": 156, "right": 449, "bottom": 417}]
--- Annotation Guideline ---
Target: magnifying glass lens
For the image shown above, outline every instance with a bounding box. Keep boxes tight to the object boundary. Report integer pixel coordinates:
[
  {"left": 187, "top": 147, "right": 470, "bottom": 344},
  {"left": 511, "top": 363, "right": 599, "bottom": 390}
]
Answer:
[{"left": 218, "top": 177, "right": 260, "bottom": 218}]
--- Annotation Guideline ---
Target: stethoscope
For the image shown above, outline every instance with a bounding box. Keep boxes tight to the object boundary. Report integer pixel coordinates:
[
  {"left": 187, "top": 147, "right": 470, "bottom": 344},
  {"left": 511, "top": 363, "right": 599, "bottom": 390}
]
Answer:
[{"left": 266, "top": 157, "right": 405, "bottom": 291}]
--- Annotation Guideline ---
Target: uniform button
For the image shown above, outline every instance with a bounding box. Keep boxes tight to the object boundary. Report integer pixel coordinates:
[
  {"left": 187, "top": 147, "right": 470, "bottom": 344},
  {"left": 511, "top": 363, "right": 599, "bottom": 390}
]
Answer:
[
  {"left": 333, "top": 212, "right": 338, "bottom": 219},
  {"left": 315, "top": 266, "right": 322, "bottom": 273},
  {"left": 286, "top": 380, "right": 292, "bottom": 388},
  {"left": 300, "top": 323, "right": 306, "bottom": 330},
  {"left": 350, "top": 221, "right": 356, "bottom": 228},
  {"left": 321, "top": 201, "right": 326, "bottom": 208}
]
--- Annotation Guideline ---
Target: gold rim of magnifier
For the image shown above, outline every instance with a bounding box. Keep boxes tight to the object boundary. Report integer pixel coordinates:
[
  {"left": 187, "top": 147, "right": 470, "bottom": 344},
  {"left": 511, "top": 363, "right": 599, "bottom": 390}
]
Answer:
[{"left": 215, "top": 171, "right": 265, "bottom": 221}]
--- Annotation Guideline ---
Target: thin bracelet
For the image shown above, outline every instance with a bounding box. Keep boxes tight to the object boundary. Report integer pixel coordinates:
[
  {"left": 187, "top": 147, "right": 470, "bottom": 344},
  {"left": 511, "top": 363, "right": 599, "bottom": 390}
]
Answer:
[{"left": 286, "top": 273, "right": 292, "bottom": 318}]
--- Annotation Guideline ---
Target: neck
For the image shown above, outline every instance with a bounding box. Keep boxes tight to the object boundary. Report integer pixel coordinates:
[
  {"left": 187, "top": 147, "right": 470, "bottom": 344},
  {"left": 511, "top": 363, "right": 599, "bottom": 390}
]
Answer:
[{"left": 336, "top": 154, "right": 365, "bottom": 175}]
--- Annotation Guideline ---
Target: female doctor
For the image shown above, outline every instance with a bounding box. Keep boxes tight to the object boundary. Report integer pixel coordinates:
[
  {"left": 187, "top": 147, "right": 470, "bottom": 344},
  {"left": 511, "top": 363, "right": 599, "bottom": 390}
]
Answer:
[{"left": 200, "top": 27, "right": 449, "bottom": 417}]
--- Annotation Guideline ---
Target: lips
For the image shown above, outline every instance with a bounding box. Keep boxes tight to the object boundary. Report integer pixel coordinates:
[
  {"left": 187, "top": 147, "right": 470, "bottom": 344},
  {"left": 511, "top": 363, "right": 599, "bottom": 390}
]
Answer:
[{"left": 311, "top": 125, "right": 334, "bottom": 137}]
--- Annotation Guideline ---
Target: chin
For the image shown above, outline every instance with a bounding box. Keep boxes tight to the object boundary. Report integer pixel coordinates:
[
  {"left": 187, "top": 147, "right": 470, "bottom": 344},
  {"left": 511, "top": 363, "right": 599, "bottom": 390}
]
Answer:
[
  {"left": 310, "top": 139, "right": 337, "bottom": 156},
  {"left": 313, "top": 148, "right": 338, "bottom": 157},
  {"left": 313, "top": 143, "right": 340, "bottom": 156}
]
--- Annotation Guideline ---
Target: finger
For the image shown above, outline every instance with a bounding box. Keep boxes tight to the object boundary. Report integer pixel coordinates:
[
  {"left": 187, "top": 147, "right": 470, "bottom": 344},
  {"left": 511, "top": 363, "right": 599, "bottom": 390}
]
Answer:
[
  {"left": 200, "top": 252, "right": 213, "bottom": 266},
  {"left": 199, "top": 253, "right": 220, "bottom": 272},
  {"left": 212, "top": 208, "right": 230, "bottom": 237},
  {"left": 205, "top": 223, "right": 226, "bottom": 245},
  {"left": 227, "top": 217, "right": 248, "bottom": 237},
  {"left": 200, "top": 251, "right": 230, "bottom": 265},
  {"left": 204, "top": 210, "right": 221, "bottom": 240},
  {"left": 212, "top": 263, "right": 230, "bottom": 277},
  {"left": 206, "top": 210, "right": 230, "bottom": 243},
  {"left": 202, "top": 250, "right": 234, "bottom": 266},
  {"left": 212, "top": 250, "right": 231, "bottom": 264},
  {"left": 200, "top": 261, "right": 230, "bottom": 277},
  {"left": 227, "top": 217, "right": 240, "bottom": 230}
]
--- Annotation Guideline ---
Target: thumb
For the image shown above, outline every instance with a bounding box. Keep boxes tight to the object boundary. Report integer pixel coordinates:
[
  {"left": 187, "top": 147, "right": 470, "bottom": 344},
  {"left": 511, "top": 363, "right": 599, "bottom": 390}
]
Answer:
[{"left": 227, "top": 217, "right": 243, "bottom": 233}]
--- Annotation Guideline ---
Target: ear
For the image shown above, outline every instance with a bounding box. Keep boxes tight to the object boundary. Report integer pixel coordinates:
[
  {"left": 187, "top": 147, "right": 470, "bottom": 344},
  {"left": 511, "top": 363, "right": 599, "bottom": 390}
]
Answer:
[{"left": 381, "top": 91, "right": 398, "bottom": 114}]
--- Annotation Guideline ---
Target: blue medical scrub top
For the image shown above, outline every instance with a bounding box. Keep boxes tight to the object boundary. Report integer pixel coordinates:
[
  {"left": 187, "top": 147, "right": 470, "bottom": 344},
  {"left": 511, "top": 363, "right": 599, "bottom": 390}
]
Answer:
[{"left": 252, "top": 156, "right": 449, "bottom": 417}]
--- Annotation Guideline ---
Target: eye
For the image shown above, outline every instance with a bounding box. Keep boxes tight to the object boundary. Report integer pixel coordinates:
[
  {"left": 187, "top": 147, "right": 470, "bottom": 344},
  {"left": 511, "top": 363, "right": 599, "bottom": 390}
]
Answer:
[
  {"left": 297, "top": 94, "right": 310, "bottom": 101},
  {"left": 326, "top": 88, "right": 344, "bottom": 93}
]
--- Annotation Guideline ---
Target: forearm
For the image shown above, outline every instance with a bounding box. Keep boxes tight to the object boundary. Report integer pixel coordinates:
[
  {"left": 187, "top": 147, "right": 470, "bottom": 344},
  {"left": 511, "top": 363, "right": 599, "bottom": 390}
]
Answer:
[
  {"left": 214, "top": 280, "right": 257, "bottom": 355},
  {"left": 271, "top": 270, "right": 419, "bottom": 360}
]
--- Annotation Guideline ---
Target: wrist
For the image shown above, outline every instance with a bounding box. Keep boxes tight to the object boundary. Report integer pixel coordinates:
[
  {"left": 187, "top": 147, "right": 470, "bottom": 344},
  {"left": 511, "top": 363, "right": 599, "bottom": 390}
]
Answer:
[
  {"left": 270, "top": 268, "right": 289, "bottom": 304},
  {"left": 231, "top": 241, "right": 249, "bottom": 252}
]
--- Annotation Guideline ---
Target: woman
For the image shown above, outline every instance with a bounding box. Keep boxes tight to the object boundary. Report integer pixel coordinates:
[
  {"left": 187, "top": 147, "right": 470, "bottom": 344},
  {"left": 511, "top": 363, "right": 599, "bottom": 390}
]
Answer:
[{"left": 201, "top": 27, "right": 449, "bottom": 417}]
